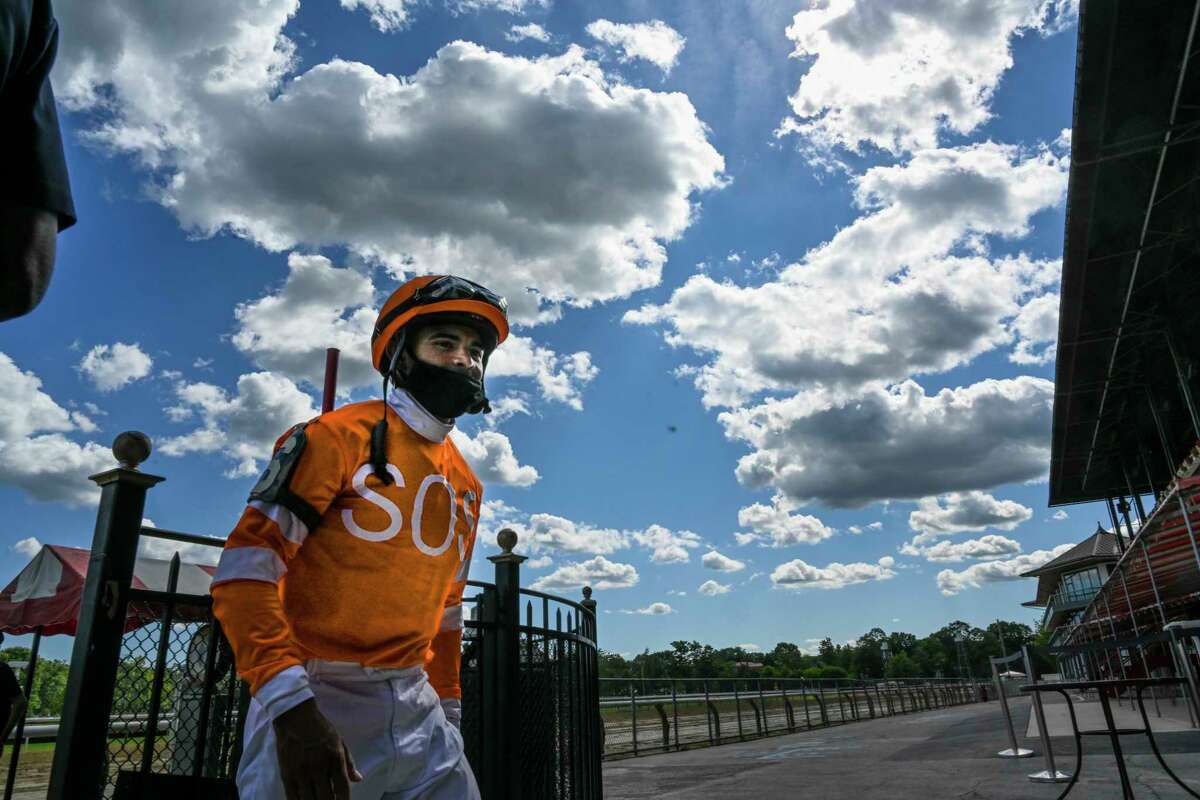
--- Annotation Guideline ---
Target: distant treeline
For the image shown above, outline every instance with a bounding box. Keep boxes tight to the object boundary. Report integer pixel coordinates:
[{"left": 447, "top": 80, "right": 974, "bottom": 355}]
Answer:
[
  {"left": 600, "top": 619, "right": 1049, "bottom": 681},
  {"left": 0, "top": 650, "right": 189, "bottom": 719}
]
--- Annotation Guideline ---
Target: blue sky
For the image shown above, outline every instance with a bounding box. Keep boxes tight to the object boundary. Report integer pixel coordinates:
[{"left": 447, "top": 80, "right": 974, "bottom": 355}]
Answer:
[{"left": 1, "top": 0, "right": 1108, "bottom": 662}]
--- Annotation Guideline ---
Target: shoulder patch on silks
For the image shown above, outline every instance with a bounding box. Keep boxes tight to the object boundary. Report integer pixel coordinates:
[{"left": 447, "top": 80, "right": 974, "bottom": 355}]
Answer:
[{"left": 249, "top": 424, "right": 308, "bottom": 503}]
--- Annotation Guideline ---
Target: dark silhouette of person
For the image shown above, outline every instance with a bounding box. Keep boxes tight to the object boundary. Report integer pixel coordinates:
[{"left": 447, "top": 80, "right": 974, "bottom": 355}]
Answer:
[
  {"left": 1, "top": 0, "right": 76, "bottom": 322},
  {"left": 0, "top": 634, "right": 27, "bottom": 756}
]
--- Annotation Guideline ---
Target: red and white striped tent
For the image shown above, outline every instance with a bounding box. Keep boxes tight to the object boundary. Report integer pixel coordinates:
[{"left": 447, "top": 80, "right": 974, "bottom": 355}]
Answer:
[{"left": 0, "top": 545, "right": 218, "bottom": 636}]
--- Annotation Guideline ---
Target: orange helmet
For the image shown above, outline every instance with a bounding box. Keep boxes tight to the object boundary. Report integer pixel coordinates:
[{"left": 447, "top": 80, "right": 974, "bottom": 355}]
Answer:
[{"left": 371, "top": 275, "right": 509, "bottom": 374}]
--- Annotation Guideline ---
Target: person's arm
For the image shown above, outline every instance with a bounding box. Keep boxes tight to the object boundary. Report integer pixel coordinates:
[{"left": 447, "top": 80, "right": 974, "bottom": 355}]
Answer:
[
  {"left": 425, "top": 491, "right": 480, "bottom": 730},
  {"left": 210, "top": 421, "right": 361, "bottom": 798},
  {"left": 0, "top": 691, "right": 26, "bottom": 743},
  {"left": 0, "top": 663, "right": 25, "bottom": 744},
  {"left": 0, "top": 4, "right": 76, "bottom": 322},
  {"left": 0, "top": 205, "right": 57, "bottom": 321}
]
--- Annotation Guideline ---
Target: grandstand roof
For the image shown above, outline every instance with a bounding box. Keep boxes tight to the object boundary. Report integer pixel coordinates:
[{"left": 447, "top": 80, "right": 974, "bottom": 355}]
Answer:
[{"left": 1049, "top": 0, "right": 1200, "bottom": 506}]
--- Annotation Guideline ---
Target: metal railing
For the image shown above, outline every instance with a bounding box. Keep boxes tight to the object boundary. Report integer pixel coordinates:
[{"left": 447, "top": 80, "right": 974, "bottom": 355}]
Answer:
[
  {"left": 1042, "top": 586, "right": 1101, "bottom": 629},
  {"left": 598, "top": 676, "right": 986, "bottom": 759},
  {"left": 28, "top": 432, "right": 602, "bottom": 800}
]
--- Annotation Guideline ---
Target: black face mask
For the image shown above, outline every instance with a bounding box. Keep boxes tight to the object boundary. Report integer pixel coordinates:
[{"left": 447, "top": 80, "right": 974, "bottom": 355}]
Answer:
[{"left": 402, "top": 357, "right": 491, "bottom": 420}]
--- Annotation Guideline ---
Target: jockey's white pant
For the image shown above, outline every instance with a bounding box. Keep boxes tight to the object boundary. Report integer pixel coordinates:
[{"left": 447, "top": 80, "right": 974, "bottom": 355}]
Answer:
[{"left": 236, "top": 660, "right": 480, "bottom": 800}]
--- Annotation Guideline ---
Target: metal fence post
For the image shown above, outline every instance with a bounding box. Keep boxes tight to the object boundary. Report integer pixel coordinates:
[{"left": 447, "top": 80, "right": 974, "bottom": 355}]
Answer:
[
  {"left": 704, "top": 681, "right": 713, "bottom": 744},
  {"left": 734, "top": 681, "right": 744, "bottom": 740},
  {"left": 630, "top": 682, "right": 638, "bottom": 757},
  {"left": 1022, "top": 646, "right": 1070, "bottom": 783},
  {"left": 991, "top": 654, "right": 1034, "bottom": 759},
  {"left": 782, "top": 684, "right": 794, "bottom": 731},
  {"left": 48, "top": 433, "right": 164, "bottom": 800},
  {"left": 489, "top": 529, "right": 527, "bottom": 800},
  {"left": 3, "top": 626, "right": 41, "bottom": 800},
  {"left": 758, "top": 681, "right": 768, "bottom": 734},
  {"left": 579, "top": 586, "right": 601, "bottom": 796},
  {"left": 139, "top": 554, "right": 181, "bottom": 773},
  {"left": 670, "top": 680, "right": 679, "bottom": 750}
]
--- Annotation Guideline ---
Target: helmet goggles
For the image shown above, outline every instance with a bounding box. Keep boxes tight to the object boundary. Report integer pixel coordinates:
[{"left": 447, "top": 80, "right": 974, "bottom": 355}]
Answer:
[{"left": 373, "top": 276, "right": 506, "bottom": 342}]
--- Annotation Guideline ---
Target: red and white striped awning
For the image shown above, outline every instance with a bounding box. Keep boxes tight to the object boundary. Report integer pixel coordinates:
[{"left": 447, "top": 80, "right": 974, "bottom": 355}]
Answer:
[{"left": 0, "top": 545, "right": 218, "bottom": 636}]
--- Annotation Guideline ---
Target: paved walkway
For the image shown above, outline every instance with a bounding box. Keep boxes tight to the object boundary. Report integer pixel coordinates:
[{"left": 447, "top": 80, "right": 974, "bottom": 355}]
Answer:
[{"left": 603, "top": 699, "right": 1200, "bottom": 799}]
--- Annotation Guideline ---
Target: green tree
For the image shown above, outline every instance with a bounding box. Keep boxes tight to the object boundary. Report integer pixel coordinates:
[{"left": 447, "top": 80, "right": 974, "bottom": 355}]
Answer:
[
  {"left": 598, "top": 649, "right": 629, "bottom": 679},
  {"left": 817, "top": 637, "right": 836, "bottom": 660},
  {"left": 768, "top": 642, "right": 805, "bottom": 675},
  {"left": 29, "top": 659, "right": 69, "bottom": 716},
  {"left": 886, "top": 652, "right": 919, "bottom": 678},
  {"left": 818, "top": 665, "right": 848, "bottom": 681}
]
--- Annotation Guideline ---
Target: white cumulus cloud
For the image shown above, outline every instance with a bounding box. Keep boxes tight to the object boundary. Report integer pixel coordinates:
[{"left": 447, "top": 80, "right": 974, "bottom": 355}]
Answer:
[
  {"left": 722, "top": 377, "right": 1054, "bottom": 508},
  {"left": 586, "top": 19, "right": 686, "bottom": 74},
  {"left": 506, "top": 23, "right": 551, "bottom": 43},
  {"left": 473, "top": 502, "right": 699, "bottom": 564},
  {"left": 698, "top": 579, "right": 731, "bottom": 596},
  {"left": 231, "top": 254, "right": 377, "bottom": 392},
  {"left": 0, "top": 352, "right": 115, "bottom": 507},
  {"left": 902, "top": 534, "right": 1022, "bottom": 563},
  {"left": 1009, "top": 292, "right": 1060, "bottom": 365},
  {"left": 53, "top": 4, "right": 727, "bottom": 326},
  {"left": 626, "top": 142, "right": 1067, "bottom": 409},
  {"left": 937, "top": 544, "right": 1074, "bottom": 595},
  {"left": 137, "top": 535, "right": 222, "bottom": 566},
  {"left": 906, "top": 491, "right": 1032, "bottom": 548},
  {"left": 736, "top": 493, "right": 834, "bottom": 547},
  {"left": 488, "top": 336, "right": 599, "bottom": 410},
  {"left": 629, "top": 524, "right": 703, "bottom": 563},
  {"left": 78, "top": 343, "right": 153, "bottom": 392},
  {"left": 12, "top": 537, "right": 42, "bottom": 558},
  {"left": 340, "top": 0, "right": 548, "bottom": 34},
  {"left": 450, "top": 429, "right": 540, "bottom": 487},
  {"left": 159, "top": 371, "right": 318, "bottom": 478},
  {"left": 339, "top": 0, "right": 416, "bottom": 31},
  {"left": 702, "top": 550, "right": 746, "bottom": 573},
  {"left": 623, "top": 601, "right": 673, "bottom": 615},
  {"left": 778, "top": 0, "right": 1078, "bottom": 156},
  {"left": 530, "top": 555, "right": 639, "bottom": 592},
  {"left": 770, "top": 557, "right": 897, "bottom": 590}
]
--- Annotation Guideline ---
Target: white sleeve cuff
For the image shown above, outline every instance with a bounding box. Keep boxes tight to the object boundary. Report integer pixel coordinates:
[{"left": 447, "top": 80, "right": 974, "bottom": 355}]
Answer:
[{"left": 256, "top": 665, "right": 314, "bottom": 721}]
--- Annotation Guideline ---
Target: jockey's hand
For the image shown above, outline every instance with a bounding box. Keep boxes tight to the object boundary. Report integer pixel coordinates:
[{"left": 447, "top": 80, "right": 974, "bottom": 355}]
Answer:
[{"left": 273, "top": 698, "right": 363, "bottom": 800}]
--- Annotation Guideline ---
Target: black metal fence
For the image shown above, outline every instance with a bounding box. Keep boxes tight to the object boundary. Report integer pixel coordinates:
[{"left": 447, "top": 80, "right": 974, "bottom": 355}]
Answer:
[
  {"left": 30, "top": 433, "right": 601, "bottom": 800},
  {"left": 598, "top": 676, "right": 987, "bottom": 759},
  {"left": 1047, "top": 630, "right": 1200, "bottom": 725}
]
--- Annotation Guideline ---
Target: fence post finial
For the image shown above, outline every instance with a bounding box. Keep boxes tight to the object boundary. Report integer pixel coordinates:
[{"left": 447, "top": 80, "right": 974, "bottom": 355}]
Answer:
[
  {"left": 113, "top": 430, "right": 152, "bottom": 469},
  {"left": 497, "top": 527, "right": 518, "bottom": 555}
]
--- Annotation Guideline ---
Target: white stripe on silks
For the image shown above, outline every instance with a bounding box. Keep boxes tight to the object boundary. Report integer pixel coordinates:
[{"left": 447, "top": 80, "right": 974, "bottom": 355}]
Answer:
[
  {"left": 248, "top": 500, "right": 310, "bottom": 547},
  {"left": 212, "top": 547, "right": 287, "bottom": 586},
  {"left": 439, "top": 604, "right": 463, "bottom": 632}
]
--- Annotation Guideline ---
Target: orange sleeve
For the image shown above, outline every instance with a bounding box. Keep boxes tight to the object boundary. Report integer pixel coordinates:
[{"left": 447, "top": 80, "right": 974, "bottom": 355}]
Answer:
[
  {"left": 211, "top": 420, "right": 346, "bottom": 718},
  {"left": 426, "top": 487, "right": 480, "bottom": 701}
]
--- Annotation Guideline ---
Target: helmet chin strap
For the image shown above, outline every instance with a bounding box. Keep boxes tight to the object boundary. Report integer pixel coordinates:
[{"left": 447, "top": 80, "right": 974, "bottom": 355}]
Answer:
[{"left": 368, "top": 332, "right": 409, "bottom": 486}]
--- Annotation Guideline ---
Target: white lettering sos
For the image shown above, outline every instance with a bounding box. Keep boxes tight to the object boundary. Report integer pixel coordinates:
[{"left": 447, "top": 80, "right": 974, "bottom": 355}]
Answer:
[{"left": 343, "top": 464, "right": 476, "bottom": 568}]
